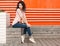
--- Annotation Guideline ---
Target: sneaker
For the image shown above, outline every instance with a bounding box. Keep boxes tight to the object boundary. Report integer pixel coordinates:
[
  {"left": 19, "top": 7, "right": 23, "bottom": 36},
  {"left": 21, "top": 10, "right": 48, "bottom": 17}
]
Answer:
[
  {"left": 29, "top": 36, "right": 36, "bottom": 43},
  {"left": 21, "top": 35, "right": 25, "bottom": 43}
]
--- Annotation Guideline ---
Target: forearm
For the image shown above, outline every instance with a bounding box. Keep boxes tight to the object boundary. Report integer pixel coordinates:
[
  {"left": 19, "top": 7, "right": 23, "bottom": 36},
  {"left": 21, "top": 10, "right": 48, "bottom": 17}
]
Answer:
[
  {"left": 22, "top": 16, "right": 28, "bottom": 24},
  {"left": 21, "top": 15, "right": 31, "bottom": 27}
]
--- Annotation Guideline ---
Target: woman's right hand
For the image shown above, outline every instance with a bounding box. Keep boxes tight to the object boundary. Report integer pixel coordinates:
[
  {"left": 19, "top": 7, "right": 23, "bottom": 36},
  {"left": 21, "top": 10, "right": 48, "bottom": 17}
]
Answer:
[{"left": 27, "top": 23, "right": 31, "bottom": 27}]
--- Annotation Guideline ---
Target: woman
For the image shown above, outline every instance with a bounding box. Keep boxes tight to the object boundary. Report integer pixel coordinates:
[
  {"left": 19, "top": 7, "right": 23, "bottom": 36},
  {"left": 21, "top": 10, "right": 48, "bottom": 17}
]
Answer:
[{"left": 12, "top": 1, "right": 36, "bottom": 43}]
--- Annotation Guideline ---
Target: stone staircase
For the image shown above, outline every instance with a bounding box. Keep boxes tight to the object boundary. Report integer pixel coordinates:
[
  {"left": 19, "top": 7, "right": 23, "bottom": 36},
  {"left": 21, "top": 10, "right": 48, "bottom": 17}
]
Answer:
[
  {"left": 31, "top": 26, "right": 60, "bottom": 38},
  {"left": 5, "top": 25, "right": 60, "bottom": 46},
  {"left": 7, "top": 25, "right": 60, "bottom": 39},
  {"left": 0, "top": 26, "right": 60, "bottom": 46}
]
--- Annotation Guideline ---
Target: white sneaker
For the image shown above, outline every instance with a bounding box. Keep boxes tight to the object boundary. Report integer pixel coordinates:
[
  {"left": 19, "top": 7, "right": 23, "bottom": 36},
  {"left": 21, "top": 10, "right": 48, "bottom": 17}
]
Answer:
[
  {"left": 21, "top": 35, "right": 25, "bottom": 43},
  {"left": 29, "top": 36, "right": 36, "bottom": 43}
]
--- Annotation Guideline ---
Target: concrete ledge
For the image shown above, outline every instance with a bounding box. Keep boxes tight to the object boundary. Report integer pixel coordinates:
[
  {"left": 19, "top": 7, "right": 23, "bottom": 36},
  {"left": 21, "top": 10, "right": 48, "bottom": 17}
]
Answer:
[{"left": 7, "top": 25, "right": 60, "bottom": 38}]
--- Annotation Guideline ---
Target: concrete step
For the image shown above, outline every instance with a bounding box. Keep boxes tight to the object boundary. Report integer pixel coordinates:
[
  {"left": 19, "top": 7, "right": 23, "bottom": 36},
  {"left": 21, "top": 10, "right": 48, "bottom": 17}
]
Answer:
[
  {"left": 31, "top": 26, "right": 60, "bottom": 33},
  {"left": 6, "top": 26, "right": 60, "bottom": 46},
  {"left": 7, "top": 25, "right": 60, "bottom": 38}
]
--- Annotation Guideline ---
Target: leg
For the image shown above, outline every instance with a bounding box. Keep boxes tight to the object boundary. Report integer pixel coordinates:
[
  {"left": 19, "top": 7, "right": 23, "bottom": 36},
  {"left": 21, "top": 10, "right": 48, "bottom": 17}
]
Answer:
[
  {"left": 24, "top": 27, "right": 32, "bottom": 36},
  {"left": 13, "top": 22, "right": 32, "bottom": 35},
  {"left": 12, "top": 22, "right": 36, "bottom": 43},
  {"left": 12, "top": 22, "right": 28, "bottom": 43},
  {"left": 12, "top": 22, "right": 27, "bottom": 28},
  {"left": 13, "top": 22, "right": 29, "bottom": 35},
  {"left": 24, "top": 27, "right": 36, "bottom": 43}
]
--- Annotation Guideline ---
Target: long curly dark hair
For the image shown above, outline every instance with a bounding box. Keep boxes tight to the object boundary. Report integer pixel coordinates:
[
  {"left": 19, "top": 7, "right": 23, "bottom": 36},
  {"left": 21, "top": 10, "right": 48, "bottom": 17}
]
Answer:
[{"left": 16, "top": 1, "right": 26, "bottom": 11}]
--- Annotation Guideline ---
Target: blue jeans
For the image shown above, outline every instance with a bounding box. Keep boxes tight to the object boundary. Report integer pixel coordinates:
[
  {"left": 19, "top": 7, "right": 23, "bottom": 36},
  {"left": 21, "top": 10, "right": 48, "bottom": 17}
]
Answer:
[{"left": 12, "top": 22, "right": 32, "bottom": 36}]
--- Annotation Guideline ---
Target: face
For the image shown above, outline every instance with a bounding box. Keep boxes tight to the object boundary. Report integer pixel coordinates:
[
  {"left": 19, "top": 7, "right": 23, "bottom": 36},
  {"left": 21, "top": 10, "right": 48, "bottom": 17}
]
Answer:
[{"left": 19, "top": 3, "right": 23, "bottom": 10}]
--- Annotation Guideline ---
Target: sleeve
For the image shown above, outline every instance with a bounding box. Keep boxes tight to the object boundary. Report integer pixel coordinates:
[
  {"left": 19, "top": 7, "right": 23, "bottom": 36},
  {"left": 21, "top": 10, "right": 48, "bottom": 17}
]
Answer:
[{"left": 16, "top": 9, "right": 23, "bottom": 18}]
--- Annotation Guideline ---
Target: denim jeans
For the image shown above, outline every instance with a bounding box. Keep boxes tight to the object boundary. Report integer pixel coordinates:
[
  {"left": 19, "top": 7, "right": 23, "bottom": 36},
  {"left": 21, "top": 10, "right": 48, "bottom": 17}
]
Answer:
[{"left": 12, "top": 22, "right": 32, "bottom": 36}]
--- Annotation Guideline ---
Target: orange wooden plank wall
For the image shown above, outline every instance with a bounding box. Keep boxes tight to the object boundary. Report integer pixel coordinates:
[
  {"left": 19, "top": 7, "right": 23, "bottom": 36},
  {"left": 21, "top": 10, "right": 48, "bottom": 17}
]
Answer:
[
  {"left": 24, "top": 0, "right": 60, "bottom": 8},
  {"left": 24, "top": 0, "right": 60, "bottom": 25},
  {"left": 0, "top": 0, "right": 60, "bottom": 25}
]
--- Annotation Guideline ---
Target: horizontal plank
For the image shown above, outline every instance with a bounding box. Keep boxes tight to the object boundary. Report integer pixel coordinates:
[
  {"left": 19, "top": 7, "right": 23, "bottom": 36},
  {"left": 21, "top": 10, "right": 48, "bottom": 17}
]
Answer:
[
  {"left": 0, "top": 6, "right": 16, "bottom": 8},
  {"left": 1, "top": 8, "right": 60, "bottom": 12},
  {"left": 10, "top": 22, "right": 60, "bottom": 25},
  {"left": 0, "top": 6, "right": 60, "bottom": 10},
  {"left": 7, "top": 10, "right": 60, "bottom": 13},
  {"left": 8, "top": 12, "right": 60, "bottom": 14},
  {"left": 26, "top": 8, "right": 60, "bottom": 11},
  {"left": 10, "top": 17, "right": 60, "bottom": 20},
  {"left": 2, "top": 10, "right": 60, "bottom": 12},
  {"left": 0, "top": 1, "right": 18, "bottom": 2},
  {"left": 0, "top": 8, "right": 16, "bottom": 11},
  {"left": 0, "top": 7, "right": 60, "bottom": 11},
  {"left": 0, "top": 3, "right": 17, "bottom": 6},
  {"left": 10, "top": 15, "right": 60, "bottom": 18},
  {"left": 10, "top": 19, "right": 60, "bottom": 22}
]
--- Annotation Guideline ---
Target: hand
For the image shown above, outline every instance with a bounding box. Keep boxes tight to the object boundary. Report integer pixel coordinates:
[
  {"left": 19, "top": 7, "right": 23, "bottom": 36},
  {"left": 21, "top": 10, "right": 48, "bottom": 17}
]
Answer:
[{"left": 27, "top": 23, "right": 31, "bottom": 27}]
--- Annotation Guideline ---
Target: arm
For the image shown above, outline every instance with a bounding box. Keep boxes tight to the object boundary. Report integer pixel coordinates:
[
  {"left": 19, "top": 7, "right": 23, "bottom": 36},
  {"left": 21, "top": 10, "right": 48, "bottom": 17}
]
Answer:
[
  {"left": 17, "top": 9, "right": 30, "bottom": 27},
  {"left": 23, "top": 14, "right": 31, "bottom": 27},
  {"left": 23, "top": 13, "right": 28, "bottom": 24}
]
